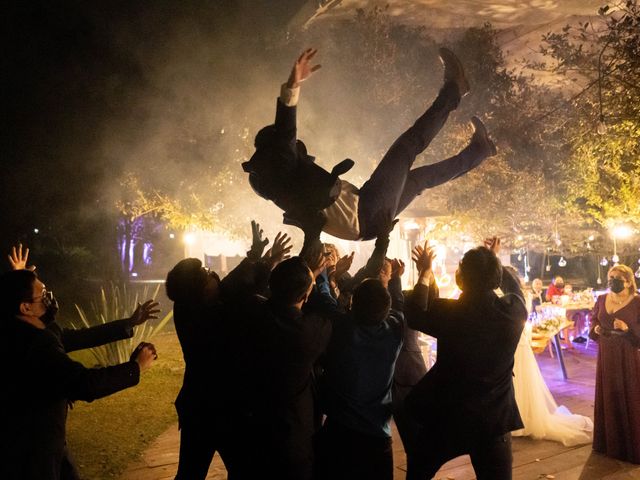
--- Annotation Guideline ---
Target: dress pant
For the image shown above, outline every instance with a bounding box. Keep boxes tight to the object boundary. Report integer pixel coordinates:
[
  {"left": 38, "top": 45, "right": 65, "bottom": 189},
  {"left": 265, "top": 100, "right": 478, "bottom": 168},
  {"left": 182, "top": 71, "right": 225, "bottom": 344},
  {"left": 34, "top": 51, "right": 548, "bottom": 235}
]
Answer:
[
  {"left": 314, "top": 419, "right": 393, "bottom": 480},
  {"left": 174, "top": 414, "right": 244, "bottom": 480},
  {"left": 359, "top": 82, "right": 464, "bottom": 239},
  {"left": 406, "top": 428, "right": 513, "bottom": 480}
]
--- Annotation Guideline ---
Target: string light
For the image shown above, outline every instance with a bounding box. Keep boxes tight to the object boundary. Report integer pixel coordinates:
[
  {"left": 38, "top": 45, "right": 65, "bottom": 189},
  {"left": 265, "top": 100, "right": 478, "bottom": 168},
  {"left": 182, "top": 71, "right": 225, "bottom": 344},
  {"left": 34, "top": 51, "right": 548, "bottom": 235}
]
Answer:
[
  {"left": 600, "top": 257, "right": 609, "bottom": 267},
  {"left": 183, "top": 233, "right": 196, "bottom": 245},
  {"left": 558, "top": 256, "right": 567, "bottom": 267}
]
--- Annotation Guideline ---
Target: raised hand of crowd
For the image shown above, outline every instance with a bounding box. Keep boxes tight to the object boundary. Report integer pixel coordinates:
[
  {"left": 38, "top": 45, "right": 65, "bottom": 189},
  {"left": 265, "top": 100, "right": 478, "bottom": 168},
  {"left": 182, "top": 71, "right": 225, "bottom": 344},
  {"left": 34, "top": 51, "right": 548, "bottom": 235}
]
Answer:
[
  {"left": 128, "top": 299, "right": 161, "bottom": 327},
  {"left": 8, "top": 243, "right": 36, "bottom": 271},
  {"left": 483, "top": 236, "right": 501, "bottom": 255},
  {"left": 412, "top": 241, "right": 436, "bottom": 273},
  {"left": 247, "top": 220, "right": 270, "bottom": 261},
  {"left": 262, "top": 231, "right": 293, "bottom": 269}
]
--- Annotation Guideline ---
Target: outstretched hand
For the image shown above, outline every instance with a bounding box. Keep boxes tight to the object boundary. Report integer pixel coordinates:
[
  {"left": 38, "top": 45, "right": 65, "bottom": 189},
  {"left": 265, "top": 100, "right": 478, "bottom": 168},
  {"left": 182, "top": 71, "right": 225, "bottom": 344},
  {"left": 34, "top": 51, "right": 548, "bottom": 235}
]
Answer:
[
  {"left": 287, "top": 48, "right": 321, "bottom": 88},
  {"left": 412, "top": 241, "right": 436, "bottom": 273},
  {"left": 483, "top": 236, "right": 501, "bottom": 255},
  {"left": 390, "top": 259, "right": 405, "bottom": 278},
  {"left": 247, "top": 220, "right": 270, "bottom": 260},
  {"left": 8, "top": 244, "right": 36, "bottom": 271},
  {"left": 131, "top": 342, "right": 158, "bottom": 373},
  {"left": 334, "top": 252, "right": 355, "bottom": 279},
  {"left": 128, "top": 300, "right": 161, "bottom": 327},
  {"left": 263, "top": 232, "right": 293, "bottom": 269},
  {"left": 305, "top": 246, "right": 329, "bottom": 279}
]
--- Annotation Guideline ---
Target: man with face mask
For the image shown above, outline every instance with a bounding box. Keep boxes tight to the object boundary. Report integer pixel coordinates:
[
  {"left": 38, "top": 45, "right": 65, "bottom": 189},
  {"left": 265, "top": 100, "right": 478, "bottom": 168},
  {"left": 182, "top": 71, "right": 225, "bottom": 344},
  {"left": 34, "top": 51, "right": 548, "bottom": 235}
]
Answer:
[{"left": 0, "top": 263, "right": 159, "bottom": 479}]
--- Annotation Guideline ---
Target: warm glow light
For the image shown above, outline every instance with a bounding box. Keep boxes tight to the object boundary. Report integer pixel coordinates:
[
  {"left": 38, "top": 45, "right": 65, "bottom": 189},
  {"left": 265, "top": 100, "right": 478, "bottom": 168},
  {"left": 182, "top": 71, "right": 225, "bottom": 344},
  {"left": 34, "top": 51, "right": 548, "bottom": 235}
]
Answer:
[
  {"left": 403, "top": 220, "right": 420, "bottom": 231},
  {"left": 183, "top": 233, "right": 196, "bottom": 245},
  {"left": 611, "top": 225, "right": 633, "bottom": 239}
]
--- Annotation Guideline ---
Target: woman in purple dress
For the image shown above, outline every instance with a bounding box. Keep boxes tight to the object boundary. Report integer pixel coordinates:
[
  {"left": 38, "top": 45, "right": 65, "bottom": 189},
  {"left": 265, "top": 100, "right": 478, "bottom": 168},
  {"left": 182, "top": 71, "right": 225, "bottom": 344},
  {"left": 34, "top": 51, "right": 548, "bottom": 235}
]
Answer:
[{"left": 589, "top": 264, "right": 640, "bottom": 464}]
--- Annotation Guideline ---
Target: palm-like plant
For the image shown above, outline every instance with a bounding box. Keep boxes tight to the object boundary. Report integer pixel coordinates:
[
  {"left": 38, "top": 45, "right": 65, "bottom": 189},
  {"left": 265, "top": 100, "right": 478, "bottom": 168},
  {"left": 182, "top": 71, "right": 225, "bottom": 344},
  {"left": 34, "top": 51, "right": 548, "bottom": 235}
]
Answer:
[{"left": 72, "top": 283, "right": 173, "bottom": 366}]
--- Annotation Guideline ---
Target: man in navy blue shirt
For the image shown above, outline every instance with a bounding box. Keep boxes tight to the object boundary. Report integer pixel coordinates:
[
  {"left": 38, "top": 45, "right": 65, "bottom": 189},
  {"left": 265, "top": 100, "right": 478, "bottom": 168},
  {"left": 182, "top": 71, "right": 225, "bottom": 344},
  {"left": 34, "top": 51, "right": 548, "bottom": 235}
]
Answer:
[{"left": 315, "top": 234, "right": 405, "bottom": 480}]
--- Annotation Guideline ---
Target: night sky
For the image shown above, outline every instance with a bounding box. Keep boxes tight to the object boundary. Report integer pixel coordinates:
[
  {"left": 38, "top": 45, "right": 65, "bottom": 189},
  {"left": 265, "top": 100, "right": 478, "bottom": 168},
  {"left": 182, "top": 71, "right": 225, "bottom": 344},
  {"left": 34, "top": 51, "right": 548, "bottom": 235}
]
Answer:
[{"left": 1, "top": 1, "right": 306, "bottom": 249}]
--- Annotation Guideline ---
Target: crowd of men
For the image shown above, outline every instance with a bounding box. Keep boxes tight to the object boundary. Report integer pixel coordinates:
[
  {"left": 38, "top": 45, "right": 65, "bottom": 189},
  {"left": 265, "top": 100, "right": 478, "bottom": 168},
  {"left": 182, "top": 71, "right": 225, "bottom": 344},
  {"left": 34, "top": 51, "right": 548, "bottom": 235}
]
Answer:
[{"left": 1, "top": 223, "right": 527, "bottom": 480}]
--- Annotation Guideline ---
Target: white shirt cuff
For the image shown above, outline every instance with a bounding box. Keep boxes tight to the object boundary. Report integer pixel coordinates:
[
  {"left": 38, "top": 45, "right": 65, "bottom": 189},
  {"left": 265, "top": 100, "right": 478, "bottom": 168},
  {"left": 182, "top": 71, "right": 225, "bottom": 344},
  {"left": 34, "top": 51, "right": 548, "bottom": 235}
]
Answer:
[{"left": 280, "top": 83, "right": 300, "bottom": 107}]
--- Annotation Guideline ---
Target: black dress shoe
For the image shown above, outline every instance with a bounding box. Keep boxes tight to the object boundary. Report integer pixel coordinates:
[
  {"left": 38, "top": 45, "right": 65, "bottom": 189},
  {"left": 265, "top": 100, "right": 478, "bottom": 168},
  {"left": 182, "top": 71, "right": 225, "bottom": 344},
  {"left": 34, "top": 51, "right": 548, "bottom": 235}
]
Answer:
[{"left": 438, "top": 47, "right": 470, "bottom": 97}]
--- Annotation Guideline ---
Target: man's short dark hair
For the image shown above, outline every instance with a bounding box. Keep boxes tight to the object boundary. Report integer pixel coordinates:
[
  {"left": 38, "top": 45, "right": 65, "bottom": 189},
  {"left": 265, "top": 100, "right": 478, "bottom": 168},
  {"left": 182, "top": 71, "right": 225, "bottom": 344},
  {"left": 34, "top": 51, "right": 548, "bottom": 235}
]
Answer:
[
  {"left": 269, "top": 257, "right": 313, "bottom": 305},
  {"left": 458, "top": 247, "right": 502, "bottom": 292},
  {"left": 0, "top": 269, "right": 38, "bottom": 317},
  {"left": 352, "top": 278, "right": 391, "bottom": 326},
  {"left": 166, "top": 258, "right": 212, "bottom": 303}
]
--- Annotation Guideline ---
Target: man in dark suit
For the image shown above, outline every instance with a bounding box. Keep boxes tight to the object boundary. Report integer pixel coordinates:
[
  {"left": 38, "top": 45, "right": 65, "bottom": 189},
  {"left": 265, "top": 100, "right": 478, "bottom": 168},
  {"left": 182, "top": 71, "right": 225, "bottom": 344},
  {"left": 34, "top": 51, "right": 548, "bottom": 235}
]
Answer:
[
  {"left": 242, "top": 48, "right": 496, "bottom": 241},
  {"left": 165, "top": 223, "right": 291, "bottom": 480},
  {"left": 0, "top": 267, "right": 158, "bottom": 480},
  {"left": 241, "top": 253, "right": 337, "bottom": 480},
  {"left": 404, "top": 237, "right": 527, "bottom": 480}
]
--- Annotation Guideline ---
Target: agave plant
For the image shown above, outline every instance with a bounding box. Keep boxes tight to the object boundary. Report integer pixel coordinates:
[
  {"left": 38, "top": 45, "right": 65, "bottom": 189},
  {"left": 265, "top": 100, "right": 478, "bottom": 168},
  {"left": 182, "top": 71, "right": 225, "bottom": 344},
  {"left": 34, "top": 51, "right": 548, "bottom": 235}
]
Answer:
[{"left": 72, "top": 283, "right": 173, "bottom": 367}]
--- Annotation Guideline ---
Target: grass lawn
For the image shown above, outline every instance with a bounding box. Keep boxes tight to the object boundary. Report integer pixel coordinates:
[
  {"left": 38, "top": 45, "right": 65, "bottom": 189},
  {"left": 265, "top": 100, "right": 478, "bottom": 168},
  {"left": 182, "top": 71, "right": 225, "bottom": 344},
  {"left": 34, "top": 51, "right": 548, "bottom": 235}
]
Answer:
[{"left": 67, "top": 332, "right": 184, "bottom": 479}]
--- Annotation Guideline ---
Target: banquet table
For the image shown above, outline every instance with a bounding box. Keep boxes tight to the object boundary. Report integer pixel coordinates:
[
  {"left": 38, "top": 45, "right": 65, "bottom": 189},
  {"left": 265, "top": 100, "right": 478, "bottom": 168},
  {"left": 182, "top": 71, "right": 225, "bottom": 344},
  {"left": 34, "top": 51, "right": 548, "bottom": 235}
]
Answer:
[{"left": 531, "top": 318, "right": 575, "bottom": 379}]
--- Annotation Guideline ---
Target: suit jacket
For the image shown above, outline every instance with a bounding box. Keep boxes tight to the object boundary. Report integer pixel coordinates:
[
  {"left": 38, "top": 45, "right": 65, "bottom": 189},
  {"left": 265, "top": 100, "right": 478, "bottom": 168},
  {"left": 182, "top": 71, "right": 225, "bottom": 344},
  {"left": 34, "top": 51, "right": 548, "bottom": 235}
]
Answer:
[
  {"left": 173, "top": 259, "right": 271, "bottom": 423},
  {"left": 239, "top": 278, "right": 334, "bottom": 480},
  {"left": 394, "top": 283, "right": 439, "bottom": 389},
  {"left": 405, "top": 268, "right": 527, "bottom": 439},
  {"left": 46, "top": 318, "right": 135, "bottom": 352},
  {"left": 242, "top": 98, "right": 353, "bottom": 227},
  {"left": 320, "top": 275, "right": 405, "bottom": 438},
  {"left": 0, "top": 318, "right": 140, "bottom": 480}
]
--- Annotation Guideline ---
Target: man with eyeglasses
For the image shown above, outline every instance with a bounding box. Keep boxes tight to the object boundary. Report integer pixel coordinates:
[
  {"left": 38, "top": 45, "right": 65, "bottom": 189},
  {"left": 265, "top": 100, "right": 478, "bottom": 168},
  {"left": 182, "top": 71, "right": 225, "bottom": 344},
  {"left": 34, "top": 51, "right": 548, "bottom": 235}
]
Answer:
[{"left": 0, "top": 245, "right": 160, "bottom": 480}]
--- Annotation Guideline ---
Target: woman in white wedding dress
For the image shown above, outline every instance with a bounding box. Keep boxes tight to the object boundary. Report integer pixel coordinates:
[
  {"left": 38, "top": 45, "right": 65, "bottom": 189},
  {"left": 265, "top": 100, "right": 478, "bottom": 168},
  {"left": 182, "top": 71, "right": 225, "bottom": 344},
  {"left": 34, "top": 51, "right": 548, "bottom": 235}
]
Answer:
[{"left": 511, "top": 320, "right": 593, "bottom": 446}]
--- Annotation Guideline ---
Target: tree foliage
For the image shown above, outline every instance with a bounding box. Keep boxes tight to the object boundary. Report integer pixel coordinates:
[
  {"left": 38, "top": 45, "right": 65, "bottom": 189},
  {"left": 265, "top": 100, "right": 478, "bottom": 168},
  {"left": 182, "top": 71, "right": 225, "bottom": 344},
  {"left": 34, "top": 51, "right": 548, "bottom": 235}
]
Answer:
[
  {"left": 534, "top": 0, "right": 640, "bottom": 241},
  {"left": 119, "top": 3, "right": 639, "bottom": 256}
]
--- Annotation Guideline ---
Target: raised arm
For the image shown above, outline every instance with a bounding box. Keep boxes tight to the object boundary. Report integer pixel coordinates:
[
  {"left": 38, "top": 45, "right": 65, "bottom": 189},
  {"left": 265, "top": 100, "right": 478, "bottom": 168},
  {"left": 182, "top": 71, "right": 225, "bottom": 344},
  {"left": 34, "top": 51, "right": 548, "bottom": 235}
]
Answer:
[
  {"left": 343, "top": 219, "right": 397, "bottom": 293},
  {"left": 57, "top": 300, "right": 160, "bottom": 353},
  {"left": 484, "top": 236, "right": 527, "bottom": 315},
  {"left": 222, "top": 222, "right": 292, "bottom": 300},
  {"left": 303, "top": 248, "right": 343, "bottom": 317},
  {"left": 275, "top": 48, "right": 321, "bottom": 145},
  {"left": 405, "top": 242, "right": 443, "bottom": 335},
  {"left": 388, "top": 259, "right": 405, "bottom": 312},
  {"left": 37, "top": 337, "right": 156, "bottom": 402}
]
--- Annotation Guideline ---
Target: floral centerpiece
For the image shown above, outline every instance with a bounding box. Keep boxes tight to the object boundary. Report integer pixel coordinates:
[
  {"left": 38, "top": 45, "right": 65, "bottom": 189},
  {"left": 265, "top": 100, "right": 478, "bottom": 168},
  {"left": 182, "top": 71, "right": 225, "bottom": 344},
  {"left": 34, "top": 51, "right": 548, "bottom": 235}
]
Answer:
[{"left": 532, "top": 315, "right": 564, "bottom": 335}]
